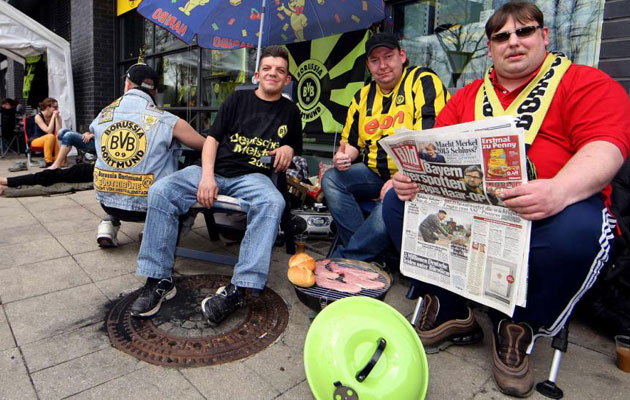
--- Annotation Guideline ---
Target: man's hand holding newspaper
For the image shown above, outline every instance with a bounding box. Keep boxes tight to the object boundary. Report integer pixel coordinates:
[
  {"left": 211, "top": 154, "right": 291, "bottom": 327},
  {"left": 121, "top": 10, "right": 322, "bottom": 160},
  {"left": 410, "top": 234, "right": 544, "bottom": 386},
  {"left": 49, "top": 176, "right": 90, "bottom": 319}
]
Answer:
[
  {"left": 380, "top": 116, "right": 532, "bottom": 316},
  {"left": 391, "top": 171, "right": 420, "bottom": 201}
]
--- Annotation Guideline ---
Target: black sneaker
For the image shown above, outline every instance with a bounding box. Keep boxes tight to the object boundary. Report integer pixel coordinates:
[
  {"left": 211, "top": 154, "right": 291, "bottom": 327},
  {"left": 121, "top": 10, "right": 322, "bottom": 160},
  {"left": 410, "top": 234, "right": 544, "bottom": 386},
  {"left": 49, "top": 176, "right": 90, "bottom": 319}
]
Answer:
[
  {"left": 130, "top": 277, "right": 177, "bottom": 318},
  {"left": 201, "top": 284, "right": 246, "bottom": 325}
]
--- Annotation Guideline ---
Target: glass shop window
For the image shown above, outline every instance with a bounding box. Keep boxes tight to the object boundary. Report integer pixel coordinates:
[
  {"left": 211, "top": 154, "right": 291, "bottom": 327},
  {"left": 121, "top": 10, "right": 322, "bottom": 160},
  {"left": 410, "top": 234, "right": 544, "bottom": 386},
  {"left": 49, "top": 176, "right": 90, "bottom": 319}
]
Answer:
[
  {"left": 200, "top": 48, "right": 256, "bottom": 108},
  {"left": 392, "top": 0, "right": 604, "bottom": 89},
  {"left": 154, "top": 49, "right": 200, "bottom": 108},
  {"left": 143, "top": 19, "right": 155, "bottom": 55}
]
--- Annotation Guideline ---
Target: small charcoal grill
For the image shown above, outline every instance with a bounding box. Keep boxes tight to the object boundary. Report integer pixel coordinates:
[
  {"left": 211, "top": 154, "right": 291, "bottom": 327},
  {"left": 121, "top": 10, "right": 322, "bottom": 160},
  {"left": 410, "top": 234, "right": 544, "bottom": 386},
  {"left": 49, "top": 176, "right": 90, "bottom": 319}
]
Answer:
[{"left": 294, "top": 258, "right": 392, "bottom": 311}]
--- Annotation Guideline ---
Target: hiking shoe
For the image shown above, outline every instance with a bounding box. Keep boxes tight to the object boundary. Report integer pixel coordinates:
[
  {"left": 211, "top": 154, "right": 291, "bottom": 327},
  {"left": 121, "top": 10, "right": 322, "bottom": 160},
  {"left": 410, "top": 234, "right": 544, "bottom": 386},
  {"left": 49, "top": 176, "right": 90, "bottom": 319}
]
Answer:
[
  {"left": 492, "top": 320, "right": 534, "bottom": 398},
  {"left": 130, "top": 277, "right": 177, "bottom": 318},
  {"left": 97, "top": 220, "right": 120, "bottom": 247},
  {"left": 201, "top": 283, "right": 246, "bottom": 325},
  {"left": 8, "top": 161, "right": 26, "bottom": 172},
  {"left": 415, "top": 294, "right": 483, "bottom": 353}
]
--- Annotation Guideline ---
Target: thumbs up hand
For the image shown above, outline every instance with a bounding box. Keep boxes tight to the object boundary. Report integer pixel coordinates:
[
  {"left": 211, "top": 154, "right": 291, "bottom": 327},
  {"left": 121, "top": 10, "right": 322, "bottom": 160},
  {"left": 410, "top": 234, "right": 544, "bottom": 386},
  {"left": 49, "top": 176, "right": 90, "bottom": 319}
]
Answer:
[{"left": 333, "top": 140, "right": 352, "bottom": 171}]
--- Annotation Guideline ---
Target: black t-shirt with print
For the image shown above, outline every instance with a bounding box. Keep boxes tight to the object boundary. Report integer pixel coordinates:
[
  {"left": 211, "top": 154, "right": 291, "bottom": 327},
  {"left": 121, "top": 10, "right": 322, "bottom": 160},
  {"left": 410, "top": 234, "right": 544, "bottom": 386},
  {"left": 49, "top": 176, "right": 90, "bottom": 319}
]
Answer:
[{"left": 208, "top": 89, "right": 302, "bottom": 178}]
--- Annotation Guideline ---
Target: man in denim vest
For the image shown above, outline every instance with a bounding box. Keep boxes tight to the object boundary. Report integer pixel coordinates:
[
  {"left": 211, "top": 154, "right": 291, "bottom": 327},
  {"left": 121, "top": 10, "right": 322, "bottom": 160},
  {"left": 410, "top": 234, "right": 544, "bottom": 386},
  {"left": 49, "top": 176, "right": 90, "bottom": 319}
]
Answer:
[{"left": 92, "top": 64, "right": 205, "bottom": 247}]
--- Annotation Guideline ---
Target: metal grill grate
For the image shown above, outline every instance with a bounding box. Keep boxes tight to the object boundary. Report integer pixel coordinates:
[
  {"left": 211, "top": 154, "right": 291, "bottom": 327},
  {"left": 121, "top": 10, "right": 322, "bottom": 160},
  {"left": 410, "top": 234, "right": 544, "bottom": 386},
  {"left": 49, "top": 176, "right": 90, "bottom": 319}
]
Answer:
[{"left": 294, "top": 259, "right": 392, "bottom": 311}]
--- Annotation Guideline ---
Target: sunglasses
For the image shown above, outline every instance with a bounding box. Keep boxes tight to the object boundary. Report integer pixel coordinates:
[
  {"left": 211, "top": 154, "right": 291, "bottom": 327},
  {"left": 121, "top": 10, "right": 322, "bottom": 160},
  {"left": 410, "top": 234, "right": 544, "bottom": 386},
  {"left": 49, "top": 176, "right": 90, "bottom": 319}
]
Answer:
[{"left": 490, "top": 25, "right": 542, "bottom": 43}]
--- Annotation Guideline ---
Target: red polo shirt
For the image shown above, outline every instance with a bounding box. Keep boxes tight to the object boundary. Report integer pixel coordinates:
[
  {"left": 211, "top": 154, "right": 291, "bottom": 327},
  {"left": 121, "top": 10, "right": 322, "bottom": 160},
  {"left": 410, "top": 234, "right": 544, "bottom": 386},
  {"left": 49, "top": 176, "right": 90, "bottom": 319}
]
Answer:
[{"left": 435, "top": 61, "right": 630, "bottom": 203}]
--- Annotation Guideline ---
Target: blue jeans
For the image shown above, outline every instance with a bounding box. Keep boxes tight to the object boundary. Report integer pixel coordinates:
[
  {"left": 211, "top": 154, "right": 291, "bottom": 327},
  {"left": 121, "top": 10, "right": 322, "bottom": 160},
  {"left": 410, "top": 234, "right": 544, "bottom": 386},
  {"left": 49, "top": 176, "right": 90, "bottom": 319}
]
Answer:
[
  {"left": 58, "top": 128, "right": 95, "bottom": 151},
  {"left": 136, "top": 165, "right": 285, "bottom": 290},
  {"left": 321, "top": 163, "right": 391, "bottom": 261}
]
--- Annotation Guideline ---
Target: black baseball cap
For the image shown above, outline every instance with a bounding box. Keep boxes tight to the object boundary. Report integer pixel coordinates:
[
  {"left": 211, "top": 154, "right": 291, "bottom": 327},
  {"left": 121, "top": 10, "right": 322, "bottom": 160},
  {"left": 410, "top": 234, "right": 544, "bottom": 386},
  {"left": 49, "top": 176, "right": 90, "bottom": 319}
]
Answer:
[
  {"left": 125, "top": 63, "right": 159, "bottom": 90},
  {"left": 365, "top": 32, "right": 400, "bottom": 57}
]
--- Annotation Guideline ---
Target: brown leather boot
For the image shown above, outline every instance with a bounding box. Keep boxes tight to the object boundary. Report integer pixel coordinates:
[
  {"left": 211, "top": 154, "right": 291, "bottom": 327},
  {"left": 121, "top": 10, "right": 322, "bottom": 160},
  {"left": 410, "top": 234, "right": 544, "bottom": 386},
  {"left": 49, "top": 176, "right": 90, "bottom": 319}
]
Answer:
[
  {"left": 416, "top": 294, "right": 483, "bottom": 354},
  {"left": 492, "top": 320, "right": 535, "bottom": 397}
]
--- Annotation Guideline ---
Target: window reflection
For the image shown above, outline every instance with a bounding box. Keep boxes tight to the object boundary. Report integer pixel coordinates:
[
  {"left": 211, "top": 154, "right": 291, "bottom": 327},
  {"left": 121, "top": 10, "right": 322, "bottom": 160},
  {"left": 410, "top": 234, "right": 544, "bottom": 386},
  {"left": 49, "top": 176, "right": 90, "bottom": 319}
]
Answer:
[
  {"left": 143, "top": 20, "right": 154, "bottom": 55},
  {"left": 201, "top": 48, "right": 255, "bottom": 107},
  {"left": 154, "top": 50, "right": 200, "bottom": 108},
  {"left": 393, "top": 0, "right": 604, "bottom": 88}
]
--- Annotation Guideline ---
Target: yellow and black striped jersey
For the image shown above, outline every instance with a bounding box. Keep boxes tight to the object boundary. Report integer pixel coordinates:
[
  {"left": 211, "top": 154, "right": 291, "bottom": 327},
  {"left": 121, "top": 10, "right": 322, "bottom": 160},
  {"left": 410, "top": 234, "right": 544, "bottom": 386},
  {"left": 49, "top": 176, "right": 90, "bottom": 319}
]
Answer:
[{"left": 342, "top": 66, "right": 449, "bottom": 180}]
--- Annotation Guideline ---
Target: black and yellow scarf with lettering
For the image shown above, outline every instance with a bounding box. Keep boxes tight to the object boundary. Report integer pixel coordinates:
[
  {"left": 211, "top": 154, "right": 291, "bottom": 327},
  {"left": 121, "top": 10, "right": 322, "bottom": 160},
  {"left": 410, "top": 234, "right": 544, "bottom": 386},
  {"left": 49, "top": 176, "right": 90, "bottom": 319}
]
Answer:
[{"left": 475, "top": 52, "right": 571, "bottom": 179}]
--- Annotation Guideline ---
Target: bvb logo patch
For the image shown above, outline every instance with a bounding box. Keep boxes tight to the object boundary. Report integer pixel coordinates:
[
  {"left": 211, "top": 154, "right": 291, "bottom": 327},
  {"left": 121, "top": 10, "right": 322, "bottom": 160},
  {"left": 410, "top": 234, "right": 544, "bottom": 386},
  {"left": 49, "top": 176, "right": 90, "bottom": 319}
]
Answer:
[
  {"left": 277, "top": 125, "right": 288, "bottom": 139},
  {"left": 396, "top": 95, "right": 405, "bottom": 106},
  {"left": 296, "top": 59, "right": 327, "bottom": 123},
  {"left": 100, "top": 120, "right": 147, "bottom": 169}
]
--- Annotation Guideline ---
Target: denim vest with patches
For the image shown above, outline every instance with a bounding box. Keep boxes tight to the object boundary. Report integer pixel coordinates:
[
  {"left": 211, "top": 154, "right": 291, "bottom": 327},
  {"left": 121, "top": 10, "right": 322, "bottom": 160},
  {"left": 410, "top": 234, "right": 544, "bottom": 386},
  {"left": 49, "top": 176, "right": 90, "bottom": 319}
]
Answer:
[{"left": 90, "top": 89, "right": 181, "bottom": 212}]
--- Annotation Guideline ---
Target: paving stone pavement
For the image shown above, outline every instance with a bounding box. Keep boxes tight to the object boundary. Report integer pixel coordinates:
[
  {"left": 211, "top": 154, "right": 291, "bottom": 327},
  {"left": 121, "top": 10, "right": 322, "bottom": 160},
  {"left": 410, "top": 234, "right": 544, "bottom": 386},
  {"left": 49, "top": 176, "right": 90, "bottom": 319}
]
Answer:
[{"left": 0, "top": 155, "right": 629, "bottom": 399}]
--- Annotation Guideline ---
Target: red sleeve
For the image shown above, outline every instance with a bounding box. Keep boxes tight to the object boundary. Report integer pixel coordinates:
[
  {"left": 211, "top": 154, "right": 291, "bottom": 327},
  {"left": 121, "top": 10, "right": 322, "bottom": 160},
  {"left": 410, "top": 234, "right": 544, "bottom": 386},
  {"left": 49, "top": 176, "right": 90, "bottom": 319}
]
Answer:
[
  {"left": 435, "top": 81, "right": 481, "bottom": 128},
  {"left": 562, "top": 66, "right": 630, "bottom": 159}
]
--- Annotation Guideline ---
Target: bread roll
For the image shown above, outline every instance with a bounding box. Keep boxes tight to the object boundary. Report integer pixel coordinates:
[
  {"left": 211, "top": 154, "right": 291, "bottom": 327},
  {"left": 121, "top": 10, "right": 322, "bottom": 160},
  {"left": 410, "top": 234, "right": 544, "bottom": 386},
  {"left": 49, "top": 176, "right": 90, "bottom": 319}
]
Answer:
[
  {"left": 288, "top": 265, "right": 315, "bottom": 287},
  {"left": 288, "top": 252, "right": 315, "bottom": 271}
]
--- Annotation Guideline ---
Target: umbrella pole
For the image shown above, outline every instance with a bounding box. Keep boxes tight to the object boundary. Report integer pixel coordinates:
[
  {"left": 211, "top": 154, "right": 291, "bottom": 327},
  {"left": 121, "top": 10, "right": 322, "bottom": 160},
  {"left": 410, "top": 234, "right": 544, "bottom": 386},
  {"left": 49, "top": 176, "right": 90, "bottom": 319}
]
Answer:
[{"left": 253, "top": 0, "right": 267, "bottom": 82}]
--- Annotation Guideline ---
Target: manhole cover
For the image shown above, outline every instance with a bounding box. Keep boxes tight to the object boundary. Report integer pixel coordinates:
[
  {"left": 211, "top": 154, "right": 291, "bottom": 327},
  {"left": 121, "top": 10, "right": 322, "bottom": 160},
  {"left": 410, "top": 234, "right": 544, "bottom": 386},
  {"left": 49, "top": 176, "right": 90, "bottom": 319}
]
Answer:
[{"left": 106, "top": 275, "right": 289, "bottom": 367}]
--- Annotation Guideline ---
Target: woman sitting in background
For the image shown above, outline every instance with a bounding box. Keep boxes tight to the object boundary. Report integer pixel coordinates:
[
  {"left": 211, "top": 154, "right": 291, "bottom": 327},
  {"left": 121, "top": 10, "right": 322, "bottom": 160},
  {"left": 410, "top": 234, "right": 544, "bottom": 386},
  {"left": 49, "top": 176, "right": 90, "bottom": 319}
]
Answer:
[{"left": 32, "top": 97, "right": 61, "bottom": 167}]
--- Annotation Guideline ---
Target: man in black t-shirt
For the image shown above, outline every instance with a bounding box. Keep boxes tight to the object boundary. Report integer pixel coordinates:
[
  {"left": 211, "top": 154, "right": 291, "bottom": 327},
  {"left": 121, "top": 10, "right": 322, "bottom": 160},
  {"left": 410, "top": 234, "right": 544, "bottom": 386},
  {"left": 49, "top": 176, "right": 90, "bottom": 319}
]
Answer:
[{"left": 130, "top": 46, "right": 302, "bottom": 323}]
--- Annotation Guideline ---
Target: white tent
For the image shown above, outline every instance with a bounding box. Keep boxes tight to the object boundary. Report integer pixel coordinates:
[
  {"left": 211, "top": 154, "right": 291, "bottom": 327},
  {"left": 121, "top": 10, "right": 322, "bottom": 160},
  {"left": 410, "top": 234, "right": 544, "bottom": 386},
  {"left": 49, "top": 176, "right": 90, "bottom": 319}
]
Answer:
[{"left": 0, "top": 2, "right": 75, "bottom": 129}]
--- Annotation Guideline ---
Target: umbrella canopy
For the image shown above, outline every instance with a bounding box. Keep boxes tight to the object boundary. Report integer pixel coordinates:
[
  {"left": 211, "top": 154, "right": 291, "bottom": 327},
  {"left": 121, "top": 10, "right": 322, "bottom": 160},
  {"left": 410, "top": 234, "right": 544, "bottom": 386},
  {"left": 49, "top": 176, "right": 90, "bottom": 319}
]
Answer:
[{"left": 138, "top": 0, "right": 384, "bottom": 69}]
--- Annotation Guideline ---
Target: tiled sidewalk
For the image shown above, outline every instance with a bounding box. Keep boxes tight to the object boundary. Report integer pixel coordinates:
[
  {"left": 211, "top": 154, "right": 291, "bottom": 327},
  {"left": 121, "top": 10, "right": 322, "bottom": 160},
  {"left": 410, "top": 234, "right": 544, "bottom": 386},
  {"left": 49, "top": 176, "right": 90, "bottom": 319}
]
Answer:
[{"left": 0, "top": 155, "right": 629, "bottom": 399}]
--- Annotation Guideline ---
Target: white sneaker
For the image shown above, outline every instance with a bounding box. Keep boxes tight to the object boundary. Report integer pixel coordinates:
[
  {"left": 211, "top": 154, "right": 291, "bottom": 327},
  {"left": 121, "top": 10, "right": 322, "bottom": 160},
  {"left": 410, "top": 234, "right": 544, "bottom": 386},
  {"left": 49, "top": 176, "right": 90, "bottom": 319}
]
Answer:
[{"left": 97, "top": 220, "right": 120, "bottom": 247}]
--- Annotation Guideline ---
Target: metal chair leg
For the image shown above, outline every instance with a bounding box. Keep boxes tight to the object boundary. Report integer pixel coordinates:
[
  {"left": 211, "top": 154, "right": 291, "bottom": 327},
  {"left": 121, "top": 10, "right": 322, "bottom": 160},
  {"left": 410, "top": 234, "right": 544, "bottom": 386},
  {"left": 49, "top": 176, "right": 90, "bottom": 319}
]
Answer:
[
  {"left": 406, "top": 282, "right": 422, "bottom": 299},
  {"left": 536, "top": 324, "right": 569, "bottom": 399},
  {"left": 410, "top": 296, "right": 423, "bottom": 328},
  {"left": 327, "top": 230, "right": 341, "bottom": 259}
]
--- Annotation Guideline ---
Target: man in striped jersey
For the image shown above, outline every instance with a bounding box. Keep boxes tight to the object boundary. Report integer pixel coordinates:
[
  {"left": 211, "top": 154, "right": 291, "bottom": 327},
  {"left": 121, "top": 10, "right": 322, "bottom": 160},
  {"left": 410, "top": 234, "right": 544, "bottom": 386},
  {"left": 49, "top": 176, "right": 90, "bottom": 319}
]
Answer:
[{"left": 322, "top": 32, "right": 449, "bottom": 262}]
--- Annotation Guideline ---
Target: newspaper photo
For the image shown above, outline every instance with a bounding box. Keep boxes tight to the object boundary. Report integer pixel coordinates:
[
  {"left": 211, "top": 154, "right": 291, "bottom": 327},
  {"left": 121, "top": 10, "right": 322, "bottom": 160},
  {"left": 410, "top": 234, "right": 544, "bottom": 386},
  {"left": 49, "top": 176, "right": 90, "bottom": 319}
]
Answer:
[{"left": 380, "top": 116, "right": 531, "bottom": 316}]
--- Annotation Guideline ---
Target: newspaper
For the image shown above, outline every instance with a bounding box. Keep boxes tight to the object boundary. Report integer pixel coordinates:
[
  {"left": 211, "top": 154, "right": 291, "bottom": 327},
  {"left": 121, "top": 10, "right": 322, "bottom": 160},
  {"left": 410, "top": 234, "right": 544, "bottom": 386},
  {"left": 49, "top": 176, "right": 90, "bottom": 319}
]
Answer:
[{"left": 380, "top": 116, "right": 531, "bottom": 316}]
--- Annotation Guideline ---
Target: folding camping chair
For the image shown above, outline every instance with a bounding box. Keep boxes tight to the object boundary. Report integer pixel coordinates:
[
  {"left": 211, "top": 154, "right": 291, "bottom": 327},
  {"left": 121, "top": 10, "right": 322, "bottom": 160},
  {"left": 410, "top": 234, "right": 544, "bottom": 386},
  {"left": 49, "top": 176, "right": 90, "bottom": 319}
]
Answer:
[{"left": 0, "top": 117, "right": 21, "bottom": 158}]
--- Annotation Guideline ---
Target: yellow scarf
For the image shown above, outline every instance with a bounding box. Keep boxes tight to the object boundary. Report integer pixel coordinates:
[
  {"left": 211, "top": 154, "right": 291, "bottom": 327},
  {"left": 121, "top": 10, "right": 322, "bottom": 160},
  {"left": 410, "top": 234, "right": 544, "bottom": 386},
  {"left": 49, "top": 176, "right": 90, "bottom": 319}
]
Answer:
[{"left": 475, "top": 52, "right": 571, "bottom": 146}]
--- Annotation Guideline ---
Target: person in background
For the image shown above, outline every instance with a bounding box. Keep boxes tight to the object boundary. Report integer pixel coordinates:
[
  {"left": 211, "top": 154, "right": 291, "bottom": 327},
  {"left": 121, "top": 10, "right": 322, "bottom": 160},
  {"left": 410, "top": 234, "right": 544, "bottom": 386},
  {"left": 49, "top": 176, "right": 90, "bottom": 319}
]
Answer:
[
  {"left": 32, "top": 97, "right": 61, "bottom": 167},
  {"left": 0, "top": 163, "right": 94, "bottom": 196},
  {"left": 47, "top": 128, "right": 95, "bottom": 170},
  {"left": 1, "top": 98, "right": 18, "bottom": 153}
]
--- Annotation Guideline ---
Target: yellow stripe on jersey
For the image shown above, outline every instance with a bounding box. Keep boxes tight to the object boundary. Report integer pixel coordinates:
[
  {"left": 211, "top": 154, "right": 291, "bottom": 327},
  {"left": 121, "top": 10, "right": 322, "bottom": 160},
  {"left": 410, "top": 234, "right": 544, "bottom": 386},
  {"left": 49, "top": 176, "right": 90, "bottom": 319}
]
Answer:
[{"left": 342, "top": 66, "right": 449, "bottom": 180}]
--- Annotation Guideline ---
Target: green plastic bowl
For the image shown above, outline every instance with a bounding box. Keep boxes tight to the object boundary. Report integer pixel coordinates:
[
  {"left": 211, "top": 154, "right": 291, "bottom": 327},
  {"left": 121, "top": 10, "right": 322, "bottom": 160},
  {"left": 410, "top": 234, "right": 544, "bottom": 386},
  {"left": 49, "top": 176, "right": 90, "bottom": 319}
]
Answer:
[{"left": 304, "top": 297, "right": 429, "bottom": 400}]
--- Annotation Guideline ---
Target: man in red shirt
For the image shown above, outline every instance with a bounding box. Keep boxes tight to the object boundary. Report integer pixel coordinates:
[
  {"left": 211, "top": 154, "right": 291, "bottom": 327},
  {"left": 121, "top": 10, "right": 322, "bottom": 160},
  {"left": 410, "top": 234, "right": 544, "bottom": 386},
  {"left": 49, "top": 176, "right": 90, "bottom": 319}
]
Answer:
[{"left": 382, "top": 2, "right": 630, "bottom": 397}]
